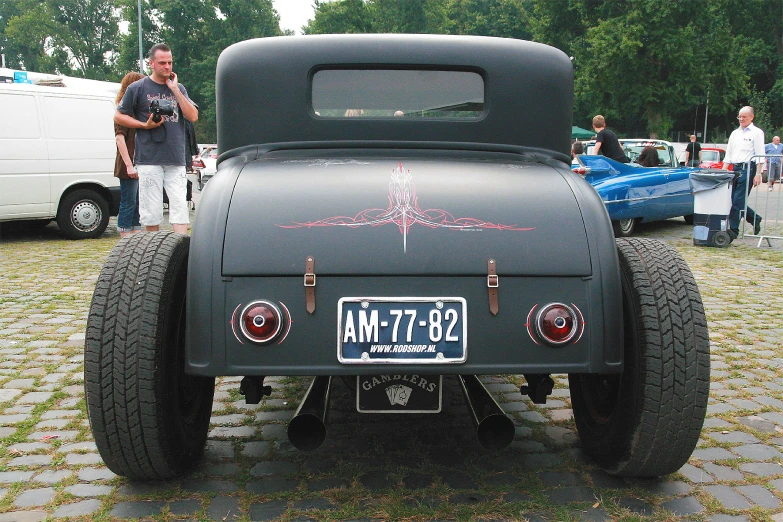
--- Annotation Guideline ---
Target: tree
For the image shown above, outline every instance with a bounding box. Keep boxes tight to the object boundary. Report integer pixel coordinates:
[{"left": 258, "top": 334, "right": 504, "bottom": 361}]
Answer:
[
  {"left": 2, "top": 0, "right": 120, "bottom": 79},
  {"left": 303, "top": 0, "right": 529, "bottom": 37},
  {"left": 530, "top": 0, "right": 747, "bottom": 139},
  {"left": 49, "top": 0, "right": 121, "bottom": 79},
  {"left": 444, "top": 0, "right": 531, "bottom": 40},
  {"left": 2, "top": 1, "right": 62, "bottom": 73},
  {"left": 115, "top": 0, "right": 162, "bottom": 75},
  {"left": 722, "top": 0, "right": 783, "bottom": 135},
  {"left": 304, "top": 0, "right": 372, "bottom": 34}
]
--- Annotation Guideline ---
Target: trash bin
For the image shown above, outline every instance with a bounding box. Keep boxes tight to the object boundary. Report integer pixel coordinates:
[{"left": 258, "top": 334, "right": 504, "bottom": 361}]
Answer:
[{"left": 690, "top": 169, "right": 736, "bottom": 248}]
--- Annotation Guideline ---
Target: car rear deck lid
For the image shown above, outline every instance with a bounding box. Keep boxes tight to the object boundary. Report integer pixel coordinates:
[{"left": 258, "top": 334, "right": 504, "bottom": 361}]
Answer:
[{"left": 222, "top": 158, "right": 592, "bottom": 277}]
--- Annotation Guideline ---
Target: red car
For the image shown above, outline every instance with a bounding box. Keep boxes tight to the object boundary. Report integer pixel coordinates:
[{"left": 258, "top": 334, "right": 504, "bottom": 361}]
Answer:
[{"left": 699, "top": 147, "right": 727, "bottom": 169}]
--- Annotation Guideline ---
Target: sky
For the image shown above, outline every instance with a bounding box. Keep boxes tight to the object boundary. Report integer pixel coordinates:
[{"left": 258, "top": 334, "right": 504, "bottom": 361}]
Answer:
[{"left": 272, "top": 0, "right": 320, "bottom": 34}]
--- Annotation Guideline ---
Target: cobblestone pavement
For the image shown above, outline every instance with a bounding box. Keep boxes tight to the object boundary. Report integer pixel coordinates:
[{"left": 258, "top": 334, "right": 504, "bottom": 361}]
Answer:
[{"left": 0, "top": 213, "right": 782, "bottom": 521}]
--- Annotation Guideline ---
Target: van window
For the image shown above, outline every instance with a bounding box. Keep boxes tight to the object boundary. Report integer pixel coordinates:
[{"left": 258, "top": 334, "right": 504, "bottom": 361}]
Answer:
[
  {"left": 312, "top": 69, "right": 485, "bottom": 119},
  {"left": 43, "top": 96, "right": 115, "bottom": 140},
  {"left": 0, "top": 93, "right": 40, "bottom": 139}
]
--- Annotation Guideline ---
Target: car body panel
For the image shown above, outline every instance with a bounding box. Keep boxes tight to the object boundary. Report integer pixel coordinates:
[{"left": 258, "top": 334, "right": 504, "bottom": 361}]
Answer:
[
  {"left": 222, "top": 155, "right": 592, "bottom": 277},
  {"left": 185, "top": 34, "right": 624, "bottom": 378}
]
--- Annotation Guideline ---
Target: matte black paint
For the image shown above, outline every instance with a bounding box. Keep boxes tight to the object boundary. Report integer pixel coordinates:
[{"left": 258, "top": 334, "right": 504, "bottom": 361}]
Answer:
[{"left": 185, "top": 35, "right": 624, "bottom": 377}]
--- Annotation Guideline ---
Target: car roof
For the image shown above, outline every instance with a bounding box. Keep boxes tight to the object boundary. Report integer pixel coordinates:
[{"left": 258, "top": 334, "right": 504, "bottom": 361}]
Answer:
[{"left": 216, "top": 34, "right": 573, "bottom": 161}]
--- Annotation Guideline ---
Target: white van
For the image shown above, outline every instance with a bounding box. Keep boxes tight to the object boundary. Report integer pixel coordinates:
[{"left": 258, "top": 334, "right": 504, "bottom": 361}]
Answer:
[{"left": 0, "top": 72, "right": 121, "bottom": 239}]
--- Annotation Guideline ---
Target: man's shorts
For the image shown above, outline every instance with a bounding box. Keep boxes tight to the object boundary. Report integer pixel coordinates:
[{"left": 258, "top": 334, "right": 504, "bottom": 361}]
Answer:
[{"left": 136, "top": 165, "right": 190, "bottom": 226}]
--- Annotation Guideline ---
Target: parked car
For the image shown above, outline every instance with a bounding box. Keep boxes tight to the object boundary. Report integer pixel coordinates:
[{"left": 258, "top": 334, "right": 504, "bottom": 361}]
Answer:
[
  {"left": 194, "top": 144, "right": 217, "bottom": 189},
  {"left": 579, "top": 138, "right": 680, "bottom": 168},
  {"left": 619, "top": 139, "right": 680, "bottom": 166},
  {"left": 573, "top": 150, "right": 694, "bottom": 236},
  {"left": 700, "top": 147, "right": 727, "bottom": 169},
  {"left": 86, "top": 34, "right": 709, "bottom": 481},
  {"left": 572, "top": 139, "right": 695, "bottom": 236},
  {"left": 0, "top": 73, "right": 121, "bottom": 238}
]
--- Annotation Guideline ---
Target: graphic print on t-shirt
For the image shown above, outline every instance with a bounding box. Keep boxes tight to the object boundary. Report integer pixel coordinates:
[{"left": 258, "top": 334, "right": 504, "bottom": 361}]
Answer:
[{"left": 147, "top": 93, "right": 179, "bottom": 123}]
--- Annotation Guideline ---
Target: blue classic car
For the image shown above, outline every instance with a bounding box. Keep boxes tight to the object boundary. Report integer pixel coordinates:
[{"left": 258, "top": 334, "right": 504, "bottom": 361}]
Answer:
[{"left": 572, "top": 139, "right": 695, "bottom": 236}]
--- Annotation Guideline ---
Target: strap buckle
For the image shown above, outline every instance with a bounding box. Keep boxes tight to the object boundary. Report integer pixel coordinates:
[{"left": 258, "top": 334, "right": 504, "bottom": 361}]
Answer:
[
  {"left": 304, "top": 256, "right": 316, "bottom": 314},
  {"left": 487, "top": 258, "right": 499, "bottom": 315}
]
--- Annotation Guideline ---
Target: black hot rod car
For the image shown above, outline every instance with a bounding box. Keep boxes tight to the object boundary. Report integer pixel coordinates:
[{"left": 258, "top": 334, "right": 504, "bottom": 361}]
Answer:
[{"left": 85, "top": 35, "right": 709, "bottom": 480}]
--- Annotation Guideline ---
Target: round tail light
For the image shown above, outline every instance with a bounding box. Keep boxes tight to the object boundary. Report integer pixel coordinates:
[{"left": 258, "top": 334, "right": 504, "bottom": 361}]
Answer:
[
  {"left": 240, "top": 300, "right": 283, "bottom": 344},
  {"left": 535, "top": 303, "right": 578, "bottom": 346}
]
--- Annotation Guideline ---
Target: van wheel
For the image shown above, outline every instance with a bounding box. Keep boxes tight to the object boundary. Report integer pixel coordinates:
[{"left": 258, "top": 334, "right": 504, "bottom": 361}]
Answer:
[
  {"left": 569, "top": 238, "right": 709, "bottom": 476},
  {"left": 612, "top": 218, "right": 636, "bottom": 237},
  {"left": 85, "top": 232, "right": 215, "bottom": 479},
  {"left": 56, "top": 189, "right": 110, "bottom": 239}
]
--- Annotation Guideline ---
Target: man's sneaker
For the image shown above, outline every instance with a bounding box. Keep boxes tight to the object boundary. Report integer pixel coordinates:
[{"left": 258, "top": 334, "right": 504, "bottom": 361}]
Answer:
[{"left": 754, "top": 218, "right": 762, "bottom": 235}]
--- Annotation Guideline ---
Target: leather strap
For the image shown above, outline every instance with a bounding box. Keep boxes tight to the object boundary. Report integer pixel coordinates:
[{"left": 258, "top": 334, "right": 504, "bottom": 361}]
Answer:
[
  {"left": 304, "top": 256, "right": 316, "bottom": 314},
  {"left": 487, "top": 259, "right": 498, "bottom": 315}
]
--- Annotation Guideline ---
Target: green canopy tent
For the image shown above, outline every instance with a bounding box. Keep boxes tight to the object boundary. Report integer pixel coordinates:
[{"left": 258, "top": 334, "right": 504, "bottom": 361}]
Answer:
[{"left": 572, "top": 126, "right": 594, "bottom": 140}]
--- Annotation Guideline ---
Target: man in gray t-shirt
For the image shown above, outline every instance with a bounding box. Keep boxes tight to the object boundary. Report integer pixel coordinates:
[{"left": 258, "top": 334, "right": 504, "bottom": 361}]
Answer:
[{"left": 114, "top": 43, "right": 198, "bottom": 234}]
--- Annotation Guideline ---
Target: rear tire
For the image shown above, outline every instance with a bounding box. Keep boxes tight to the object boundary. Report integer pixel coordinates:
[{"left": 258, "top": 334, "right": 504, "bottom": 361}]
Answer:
[
  {"left": 612, "top": 218, "right": 637, "bottom": 237},
  {"left": 569, "top": 238, "right": 709, "bottom": 477},
  {"left": 56, "top": 189, "right": 110, "bottom": 239},
  {"left": 85, "top": 232, "right": 215, "bottom": 479}
]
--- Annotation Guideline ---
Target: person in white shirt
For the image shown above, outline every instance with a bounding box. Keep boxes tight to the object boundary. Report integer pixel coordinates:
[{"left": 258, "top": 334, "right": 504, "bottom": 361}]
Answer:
[{"left": 723, "top": 106, "right": 765, "bottom": 237}]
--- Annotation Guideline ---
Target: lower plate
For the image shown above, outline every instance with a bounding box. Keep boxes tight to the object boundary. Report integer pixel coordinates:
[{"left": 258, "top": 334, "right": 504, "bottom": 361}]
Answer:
[{"left": 356, "top": 375, "right": 442, "bottom": 413}]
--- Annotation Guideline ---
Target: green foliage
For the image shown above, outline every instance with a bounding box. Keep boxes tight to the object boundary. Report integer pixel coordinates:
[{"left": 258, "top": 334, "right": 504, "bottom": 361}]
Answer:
[
  {"left": 444, "top": 0, "right": 531, "bottom": 39},
  {"left": 305, "top": 0, "right": 372, "bottom": 34},
  {"left": 303, "top": 0, "right": 530, "bottom": 38},
  {"left": 0, "top": 0, "right": 781, "bottom": 142},
  {"left": 748, "top": 89, "right": 773, "bottom": 141},
  {"left": 530, "top": 0, "right": 752, "bottom": 138},
  {"left": 114, "top": 0, "right": 161, "bottom": 75},
  {"left": 2, "top": 0, "right": 120, "bottom": 79}
]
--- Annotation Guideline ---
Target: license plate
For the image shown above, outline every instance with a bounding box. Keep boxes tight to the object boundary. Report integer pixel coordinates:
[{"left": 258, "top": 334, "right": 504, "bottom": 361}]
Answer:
[
  {"left": 337, "top": 297, "right": 467, "bottom": 364},
  {"left": 357, "top": 375, "right": 443, "bottom": 413}
]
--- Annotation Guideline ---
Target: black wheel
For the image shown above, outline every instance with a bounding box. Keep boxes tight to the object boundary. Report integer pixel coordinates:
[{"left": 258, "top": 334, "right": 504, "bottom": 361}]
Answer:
[
  {"left": 56, "top": 189, "right": 110, "bottom": 239},
  {"left": 712, "top": 231, "right": 731, "bottom": 248},
  {"left": 683, "top": 214, "right": 694, "bottom": 225},
  {"left": 85, "top": 232, "right": 215, "bottom": 480},
  {"left": 612, "top": 218, "right": 637, "bottom": 237},
  {"left": 569, "top": 238, "right": 709, "bottom": 477}
]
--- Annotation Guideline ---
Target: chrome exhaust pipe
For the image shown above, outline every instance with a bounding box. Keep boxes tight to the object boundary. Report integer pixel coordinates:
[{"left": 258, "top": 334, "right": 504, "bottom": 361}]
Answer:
[
  {"left": 287, "top": 376, "right": 332, "bottom": 451},
  {"left": 458, "top": 375, "right": 516, "bottom": 450}
]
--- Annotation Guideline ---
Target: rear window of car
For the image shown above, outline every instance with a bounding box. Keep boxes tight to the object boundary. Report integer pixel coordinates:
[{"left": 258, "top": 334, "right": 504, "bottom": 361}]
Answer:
[
  {"left": 623, "top": 143, "right": 673, "bottom": 166},
  {"left": 701, "top": 150, "right": 722, "bottom": 162},
  {"left": 311, "top": 69, "right": 485, "bottom": 119}
]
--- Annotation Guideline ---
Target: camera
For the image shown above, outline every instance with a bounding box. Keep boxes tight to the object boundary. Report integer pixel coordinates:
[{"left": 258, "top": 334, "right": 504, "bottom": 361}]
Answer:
[{"left": 150, "top": 99, "right": 175, "bottom": 123}]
